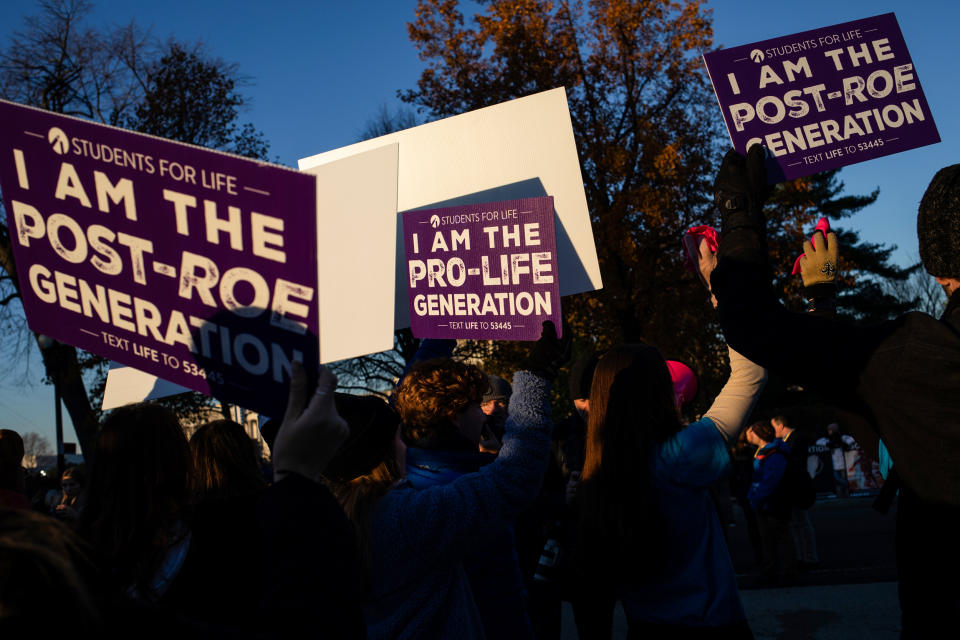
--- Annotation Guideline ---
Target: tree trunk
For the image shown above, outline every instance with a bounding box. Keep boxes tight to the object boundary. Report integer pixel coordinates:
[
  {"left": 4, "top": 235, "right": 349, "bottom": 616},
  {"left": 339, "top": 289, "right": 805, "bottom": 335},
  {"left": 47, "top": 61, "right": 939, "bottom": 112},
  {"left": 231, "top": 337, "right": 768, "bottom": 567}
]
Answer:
[
  {"left": 37, "top": 339, "right": 98, "bottom": 458},
  {"left": 0, "top": 230, "right": 99, "bottom": 456}
]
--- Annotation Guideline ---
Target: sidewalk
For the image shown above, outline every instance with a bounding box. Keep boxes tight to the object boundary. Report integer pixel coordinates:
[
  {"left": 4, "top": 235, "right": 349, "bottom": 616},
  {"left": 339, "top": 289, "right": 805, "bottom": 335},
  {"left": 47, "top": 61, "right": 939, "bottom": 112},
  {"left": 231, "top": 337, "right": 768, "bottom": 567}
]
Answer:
[
  {"left": 560, "top": 582, "right": 901, "bottom": 639},
  {"left": 559, "top": 495, "right": 902, "bottom": 638},
  {"left": 740, "top": 582, "right": 899, "bottom": 639}
]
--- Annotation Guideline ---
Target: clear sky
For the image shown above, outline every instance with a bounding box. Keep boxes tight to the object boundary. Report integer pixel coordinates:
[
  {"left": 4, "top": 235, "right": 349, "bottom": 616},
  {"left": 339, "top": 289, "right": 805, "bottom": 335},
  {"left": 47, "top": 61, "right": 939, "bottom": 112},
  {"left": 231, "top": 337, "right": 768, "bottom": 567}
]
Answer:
[{"left": 0, "top": 0, "right": 955, "bottom": 451}]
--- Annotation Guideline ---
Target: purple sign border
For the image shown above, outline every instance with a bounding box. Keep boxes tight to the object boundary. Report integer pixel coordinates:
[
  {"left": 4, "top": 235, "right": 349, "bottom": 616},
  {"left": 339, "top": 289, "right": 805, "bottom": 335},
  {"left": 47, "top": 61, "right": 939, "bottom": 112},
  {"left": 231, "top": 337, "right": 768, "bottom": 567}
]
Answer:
[
  {"left": 0, "top": 100, "right": 319, "bottom": 418},
  {"left": 703, "top": 13, "right": 940, "bottom": 182},
  {"left": 402, "top": 196, "right": 562, "bottom": 341}
]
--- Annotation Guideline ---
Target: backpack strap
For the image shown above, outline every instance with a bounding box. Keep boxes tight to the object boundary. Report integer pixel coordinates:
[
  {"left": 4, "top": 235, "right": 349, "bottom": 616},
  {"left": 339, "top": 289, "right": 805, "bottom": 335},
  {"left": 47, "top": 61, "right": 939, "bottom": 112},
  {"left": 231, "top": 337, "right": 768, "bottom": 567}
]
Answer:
[{"left": 873, "top": 466, "right": 901, "bottom": 515}]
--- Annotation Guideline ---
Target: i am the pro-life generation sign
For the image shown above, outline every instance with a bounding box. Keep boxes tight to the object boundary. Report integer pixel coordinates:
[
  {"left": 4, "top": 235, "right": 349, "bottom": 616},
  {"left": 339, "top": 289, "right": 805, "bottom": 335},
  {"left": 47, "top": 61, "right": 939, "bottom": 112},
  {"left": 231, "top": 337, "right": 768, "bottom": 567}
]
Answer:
[
  {"left": 0, "top": 100, "right": 319, "bottom": 417},
  {"left": 703, "top": 13, "right": 940, "bottom": 182},
  {"left": 403, "top": 196, "right": 561, "bottom": 341}
]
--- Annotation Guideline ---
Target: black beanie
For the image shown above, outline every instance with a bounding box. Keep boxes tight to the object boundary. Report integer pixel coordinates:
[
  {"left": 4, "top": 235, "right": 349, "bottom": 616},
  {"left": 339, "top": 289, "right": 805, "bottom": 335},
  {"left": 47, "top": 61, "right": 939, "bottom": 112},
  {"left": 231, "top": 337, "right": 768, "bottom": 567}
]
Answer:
[
  {"left": 918, "top": 164, "right": 960, "bottom": 277},
  {"left": 322, "top": 394, "right": 400, "bottom": 483},
  {"left": 482, "top": 375, "right": 512, "bottom": 403},
  {"left": 568, "top": 351, "right": 600, "bottom": 401}
]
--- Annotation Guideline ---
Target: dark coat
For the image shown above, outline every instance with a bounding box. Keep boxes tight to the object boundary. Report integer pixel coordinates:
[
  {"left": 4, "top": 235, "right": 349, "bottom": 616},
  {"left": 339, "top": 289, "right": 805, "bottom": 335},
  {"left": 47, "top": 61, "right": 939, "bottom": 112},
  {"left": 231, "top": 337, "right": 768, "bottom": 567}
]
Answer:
[{"left": 713, "top": 255, "right": 960, "bottom": 633}]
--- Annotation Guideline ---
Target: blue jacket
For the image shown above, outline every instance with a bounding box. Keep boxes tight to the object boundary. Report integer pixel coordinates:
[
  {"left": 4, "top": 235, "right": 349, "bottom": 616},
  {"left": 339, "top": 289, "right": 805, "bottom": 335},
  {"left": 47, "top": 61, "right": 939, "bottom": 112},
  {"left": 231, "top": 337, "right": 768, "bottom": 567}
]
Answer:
[
  {"left": 362, "top": 372, "right": 551, "bottom": 639},
  {"left": 620, "top": 418, "right": 746, "bottom": 627},
  {"left": 405, "top": 445, "right": 534, "bottom": 640},
  {"left": 748, "top": 439, "right": 790, "bottom": 517}
]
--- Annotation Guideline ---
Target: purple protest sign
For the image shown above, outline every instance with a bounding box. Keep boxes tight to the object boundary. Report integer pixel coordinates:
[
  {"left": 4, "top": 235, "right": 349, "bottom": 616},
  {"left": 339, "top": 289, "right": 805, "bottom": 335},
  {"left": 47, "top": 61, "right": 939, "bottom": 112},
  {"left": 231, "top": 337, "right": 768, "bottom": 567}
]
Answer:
[
  {"left": 703, "top": 13, "right": 940, "bottom": 182},
  {"left": 403, "top": 196, "right": 561, "bottom": 341},
  {"left": 0, "top": 100, "right": 318, "bottom": 418}
]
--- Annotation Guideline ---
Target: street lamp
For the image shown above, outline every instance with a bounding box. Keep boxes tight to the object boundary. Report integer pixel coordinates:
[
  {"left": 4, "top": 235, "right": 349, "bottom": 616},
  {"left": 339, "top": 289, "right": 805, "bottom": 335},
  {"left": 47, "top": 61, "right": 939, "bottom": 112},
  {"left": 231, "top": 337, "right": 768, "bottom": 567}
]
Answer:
[{"left": 36, "top": 334, "right": 64, "bottom": 478}]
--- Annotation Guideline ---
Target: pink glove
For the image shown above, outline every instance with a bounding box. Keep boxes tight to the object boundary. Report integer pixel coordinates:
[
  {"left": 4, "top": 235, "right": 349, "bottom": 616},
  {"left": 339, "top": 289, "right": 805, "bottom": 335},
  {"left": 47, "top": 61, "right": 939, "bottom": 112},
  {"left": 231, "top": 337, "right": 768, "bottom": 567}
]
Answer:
[
  {"left": 683, "top": 226, "right": 719, "bottom": 273},
  {"left": 683, "top": 226, "right": 720, "bottom": 307},
  {"left": 791, "top": 218, "right": 831, "bottom": 275}
]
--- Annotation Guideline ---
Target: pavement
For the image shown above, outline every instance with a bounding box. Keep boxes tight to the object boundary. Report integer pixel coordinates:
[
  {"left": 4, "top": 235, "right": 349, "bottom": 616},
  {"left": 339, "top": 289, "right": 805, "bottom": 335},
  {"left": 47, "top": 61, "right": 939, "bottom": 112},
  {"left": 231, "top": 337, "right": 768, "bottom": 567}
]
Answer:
[
  {"left": 559, "top": 494, "right": 902, "bottom": 639},
  {"left": 740, "top": 582, "right": 899, "bottom": 639},
  {"left": 560, "top": 583, "right": 900, "bottom": 639}
]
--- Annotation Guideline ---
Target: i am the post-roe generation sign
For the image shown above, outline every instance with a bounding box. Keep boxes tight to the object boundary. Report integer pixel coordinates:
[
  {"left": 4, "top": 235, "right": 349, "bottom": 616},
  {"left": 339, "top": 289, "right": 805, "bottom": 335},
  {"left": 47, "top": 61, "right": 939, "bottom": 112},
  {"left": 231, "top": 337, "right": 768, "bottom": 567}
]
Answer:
[
  {"left": 0, "top": 100, "right": 318, "bottom": 417},
  {"left": 403, "top": 196, "right": 561, "bottom": 341},
  {"left": 703, "top": 13, "right": 939, "bottom": 182}
]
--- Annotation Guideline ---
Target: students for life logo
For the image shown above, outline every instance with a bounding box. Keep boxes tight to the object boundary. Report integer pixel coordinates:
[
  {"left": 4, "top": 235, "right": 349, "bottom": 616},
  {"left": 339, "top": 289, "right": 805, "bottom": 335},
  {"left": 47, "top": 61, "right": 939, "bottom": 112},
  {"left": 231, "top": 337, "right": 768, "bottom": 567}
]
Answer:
[
  {"left": 430, "top": 214, "right": 441, "bottom": 228},
  {"left": 749, "top": 48, "right": 765, "bottom": 63},
  {"left": 48, "top": 127, "right": 69, "bottom": 155}
]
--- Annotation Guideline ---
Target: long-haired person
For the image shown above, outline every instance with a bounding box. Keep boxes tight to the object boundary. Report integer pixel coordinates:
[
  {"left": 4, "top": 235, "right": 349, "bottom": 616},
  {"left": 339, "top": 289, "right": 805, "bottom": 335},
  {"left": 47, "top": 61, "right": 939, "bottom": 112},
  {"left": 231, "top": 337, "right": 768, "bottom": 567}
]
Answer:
[
  {"left": 51, "top": 465, "right": 88, "bottom": 527},
  {"left": 80, "top": 403, "right": 192, "bottom": 604},
  {"left": 161, "top": 419, "right": 270, "bottom": 625},
  {"left": 576, "top": 342, "right": 766, "bottom": 637},
  {"left": 189, "top": 419, "right": 267, "bottom": 502}
]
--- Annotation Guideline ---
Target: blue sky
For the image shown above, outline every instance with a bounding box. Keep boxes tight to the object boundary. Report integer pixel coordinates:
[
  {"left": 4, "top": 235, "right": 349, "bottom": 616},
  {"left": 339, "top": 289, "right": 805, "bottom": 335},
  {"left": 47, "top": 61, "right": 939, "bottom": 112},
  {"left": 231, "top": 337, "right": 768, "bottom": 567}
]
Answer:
[{"left": 0, "top": 0, "right": 955, "bottom": 450}]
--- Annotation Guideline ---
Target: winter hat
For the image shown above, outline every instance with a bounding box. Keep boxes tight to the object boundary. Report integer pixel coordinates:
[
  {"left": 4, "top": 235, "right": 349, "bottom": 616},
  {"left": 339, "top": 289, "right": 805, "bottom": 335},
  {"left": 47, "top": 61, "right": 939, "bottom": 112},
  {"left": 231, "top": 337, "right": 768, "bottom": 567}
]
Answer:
[
  {"left": 918, "top": 164, "right": 960, "bottom": 277},
  {"left": 666, "top": 360, "right": 698, "bottom": 409},
  {"left": 482, "top": 375, "right": 512, "bottom": 404},
  {"left": 322, "top": 394, "right": 400, "bottom": 483}
]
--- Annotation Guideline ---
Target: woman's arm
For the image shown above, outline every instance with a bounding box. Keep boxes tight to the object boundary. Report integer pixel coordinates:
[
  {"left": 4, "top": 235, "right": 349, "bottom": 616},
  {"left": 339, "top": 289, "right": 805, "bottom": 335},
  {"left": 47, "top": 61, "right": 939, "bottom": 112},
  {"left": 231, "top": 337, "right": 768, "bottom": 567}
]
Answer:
[
  {"left": 688, "top": 234, "right": 768, "bottom": 444},
  {"left": 704, "top": 346, "right": 768, "bottom": 444}
]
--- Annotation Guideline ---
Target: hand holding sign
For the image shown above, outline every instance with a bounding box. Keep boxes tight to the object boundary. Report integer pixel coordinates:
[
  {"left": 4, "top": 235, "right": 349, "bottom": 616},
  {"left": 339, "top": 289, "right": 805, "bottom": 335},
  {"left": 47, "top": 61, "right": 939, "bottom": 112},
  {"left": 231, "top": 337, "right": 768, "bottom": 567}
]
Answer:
[
  {"left": 713, "top": 145, "right": 771, "bottom": 262},
  {"left": 521, "top": 320, "right": 572, "bottom": 381},
  {"left": 272, "top": 361, "right": 349, "bottom": 484}
]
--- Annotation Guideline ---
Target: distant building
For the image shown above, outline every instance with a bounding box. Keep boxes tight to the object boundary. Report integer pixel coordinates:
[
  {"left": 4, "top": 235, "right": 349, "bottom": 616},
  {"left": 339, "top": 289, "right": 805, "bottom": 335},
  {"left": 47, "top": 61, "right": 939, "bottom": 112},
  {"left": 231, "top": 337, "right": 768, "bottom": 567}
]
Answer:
[
  {"left": 24, "top": 403, "right": 269, "bottom": 470},
  {"left": 28, "top": 453, "right": 85, "bottom": 470},
  {"left": 182, "top": 404, "right": 270, "bottom": 461}
]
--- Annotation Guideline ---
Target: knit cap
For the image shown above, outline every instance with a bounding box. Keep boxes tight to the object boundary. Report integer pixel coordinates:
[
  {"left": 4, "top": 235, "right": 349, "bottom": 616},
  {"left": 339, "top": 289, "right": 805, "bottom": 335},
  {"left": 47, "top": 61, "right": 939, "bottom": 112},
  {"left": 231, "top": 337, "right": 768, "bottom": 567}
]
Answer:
[
  {"left": 918, "top": 164, "right": 960, "bottom": 277},
  {"left": 482, "top": 375, "right": 512, "bottom": 404},
  {"left": 323, "top": 394, "right": 400, "bottom": 483}
]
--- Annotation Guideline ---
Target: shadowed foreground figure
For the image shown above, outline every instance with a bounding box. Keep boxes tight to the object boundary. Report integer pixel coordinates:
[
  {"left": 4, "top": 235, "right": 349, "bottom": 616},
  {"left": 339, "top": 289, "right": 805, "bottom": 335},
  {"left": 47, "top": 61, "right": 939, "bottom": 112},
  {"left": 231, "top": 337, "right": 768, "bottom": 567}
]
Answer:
[
  {"left": 72, "top": 363, "right": 365, "bottom": 637},
  {"left": 710, "top": 147, "right": 960, "bottom": 637}
]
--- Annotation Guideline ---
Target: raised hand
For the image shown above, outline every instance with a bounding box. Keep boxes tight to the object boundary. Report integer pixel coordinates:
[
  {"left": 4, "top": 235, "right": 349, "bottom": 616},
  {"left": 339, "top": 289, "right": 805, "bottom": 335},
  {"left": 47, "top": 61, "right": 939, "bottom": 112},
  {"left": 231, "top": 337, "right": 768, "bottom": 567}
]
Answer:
[
  {"left": 272, "top": 362, "right": 349, "bottom": 483},
  {"left": 799, "top": 228, "right": 839, "bottom": 288},
  {"left": 684, "top": 229, "right": 719, "bottom": 308},
  {"left": 521, "top": 320, "right": 572, "bottom": 381},
  {"left": 713, "top": 145, "right": 773, "bottom": 262}
]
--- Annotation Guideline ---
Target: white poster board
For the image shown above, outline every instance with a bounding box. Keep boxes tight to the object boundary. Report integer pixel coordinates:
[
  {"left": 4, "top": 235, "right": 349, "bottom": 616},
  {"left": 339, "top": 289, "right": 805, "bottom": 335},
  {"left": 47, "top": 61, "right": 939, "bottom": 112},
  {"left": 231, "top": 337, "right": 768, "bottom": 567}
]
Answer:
[
  {"left": 306, "top": 143, "right": 399, "bottom": 363},
  {"left": 299, "top": 87, "right": 602, "bottom": 329},
  {"left": 102, "top": 363, "right": 191, "bottom": 410}
]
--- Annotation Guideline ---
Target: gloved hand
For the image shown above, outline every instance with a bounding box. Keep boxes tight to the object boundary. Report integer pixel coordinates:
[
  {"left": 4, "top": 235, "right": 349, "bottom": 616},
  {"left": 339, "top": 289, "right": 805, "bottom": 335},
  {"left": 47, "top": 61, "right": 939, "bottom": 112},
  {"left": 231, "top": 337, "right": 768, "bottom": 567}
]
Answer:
[
  {"left": 798, "top": 230, "right": 839, "bottom": 287},
  {"left": 714, "top": 145, "right": 771, "bottom": 259},
  {"left": 792, "top": 219, "right": 839, "bottom": 315},
  {"left": 521, "top": 320, "right": 572, "bottom": 381},
  {"left": 272, "top": 361, "right": 349, "bottom": 483}
]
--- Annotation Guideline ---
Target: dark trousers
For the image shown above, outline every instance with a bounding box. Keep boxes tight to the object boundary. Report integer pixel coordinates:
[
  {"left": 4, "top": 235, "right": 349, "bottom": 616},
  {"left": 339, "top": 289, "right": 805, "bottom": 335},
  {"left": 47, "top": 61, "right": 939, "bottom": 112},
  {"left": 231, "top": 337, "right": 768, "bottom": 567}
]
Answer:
[
  {"left": 896, "top": 486, "right": 960, "bottom": 638},
  {"left": 569, "top": 586, "right": 616, "bottom": 640},
  {"left": 757, "top": 512, "right": 796, "bottom": 578}
]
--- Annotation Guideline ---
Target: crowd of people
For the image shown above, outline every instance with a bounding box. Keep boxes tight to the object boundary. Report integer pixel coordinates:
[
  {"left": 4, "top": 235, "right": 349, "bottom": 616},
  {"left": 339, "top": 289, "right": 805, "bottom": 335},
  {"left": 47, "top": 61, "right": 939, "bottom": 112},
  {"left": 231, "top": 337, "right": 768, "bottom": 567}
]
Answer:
[{"left": 0, "top": 150, "right": 958, "bottom": 638}]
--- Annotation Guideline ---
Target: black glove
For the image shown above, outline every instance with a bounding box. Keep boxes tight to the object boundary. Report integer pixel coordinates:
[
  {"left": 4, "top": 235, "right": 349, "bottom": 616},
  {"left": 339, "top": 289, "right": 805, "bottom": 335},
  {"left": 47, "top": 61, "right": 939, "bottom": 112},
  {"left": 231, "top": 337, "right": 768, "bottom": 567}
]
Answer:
[
  {"left": 714, "top": 145, "right": 771, "bottom": 261},
  {"left": 521, "top": 320, "right": 572, "bottom": 381}
]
